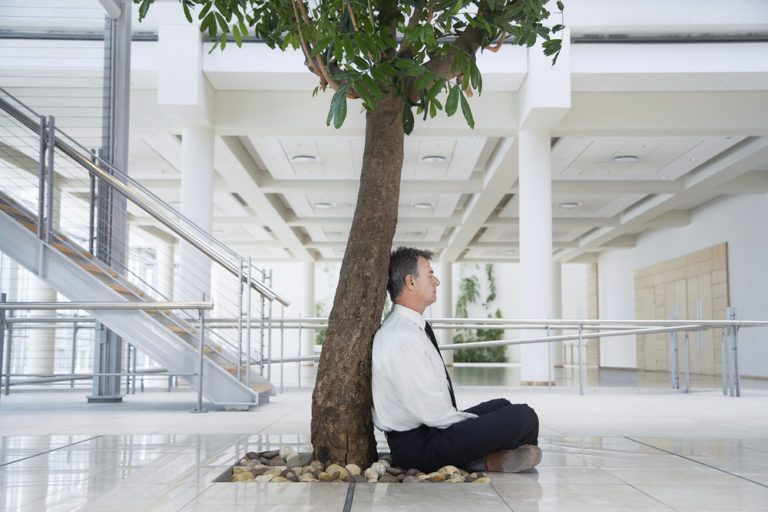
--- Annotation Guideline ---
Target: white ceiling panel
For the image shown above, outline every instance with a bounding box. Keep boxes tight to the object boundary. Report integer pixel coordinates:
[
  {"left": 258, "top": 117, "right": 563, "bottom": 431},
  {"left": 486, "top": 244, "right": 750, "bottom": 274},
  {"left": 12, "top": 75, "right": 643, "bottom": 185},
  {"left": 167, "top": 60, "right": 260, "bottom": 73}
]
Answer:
[{"left": 552, "top": 136, "right": 745, "bottom": 181}]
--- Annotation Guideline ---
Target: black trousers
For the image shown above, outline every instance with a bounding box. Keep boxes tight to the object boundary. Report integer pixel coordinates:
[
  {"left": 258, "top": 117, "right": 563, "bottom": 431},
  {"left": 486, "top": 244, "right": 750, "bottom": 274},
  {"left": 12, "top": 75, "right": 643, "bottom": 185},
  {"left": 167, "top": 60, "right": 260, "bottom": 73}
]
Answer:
[{"left": 386, "top": 398, "right": 539, "bottom": 473}]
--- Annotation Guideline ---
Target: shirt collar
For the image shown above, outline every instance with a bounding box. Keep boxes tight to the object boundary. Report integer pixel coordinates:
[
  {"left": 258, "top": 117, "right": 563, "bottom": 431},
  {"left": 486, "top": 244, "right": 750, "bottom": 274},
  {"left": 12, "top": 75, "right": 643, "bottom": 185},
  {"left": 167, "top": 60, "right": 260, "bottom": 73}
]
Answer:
[{"left": 392, "top": 304, "right": 426, "bottom": 330}]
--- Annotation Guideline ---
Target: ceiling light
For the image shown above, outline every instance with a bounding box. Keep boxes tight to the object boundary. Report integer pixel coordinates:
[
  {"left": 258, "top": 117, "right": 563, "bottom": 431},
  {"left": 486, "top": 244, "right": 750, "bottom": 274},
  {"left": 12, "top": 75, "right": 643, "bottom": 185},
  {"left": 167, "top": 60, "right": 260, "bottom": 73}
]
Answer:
[
  {"left": 420, "top": 155, "right": 447, "bottom": 163},
  {"left": 314, "top": 202, "right": 335, "bottom": 209},
  {"left": 290, "top": 154, "right": 319, "bottom": 162},
  {"left": 412, "top": 202, "right": 435, "bottom": 209},
  {"left": 557, "top": 202, "right": 581, "bottom": 209},
  {"left": 612, "top": 155, "right": 639, "bottom": 163}
]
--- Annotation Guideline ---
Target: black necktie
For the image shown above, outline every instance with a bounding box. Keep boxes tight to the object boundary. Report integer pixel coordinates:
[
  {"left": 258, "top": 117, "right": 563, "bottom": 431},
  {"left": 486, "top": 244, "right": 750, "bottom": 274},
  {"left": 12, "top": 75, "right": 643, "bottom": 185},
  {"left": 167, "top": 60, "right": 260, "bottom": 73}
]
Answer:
[{"left": 424, "top": 321, "right": 457, "bottom": 409}]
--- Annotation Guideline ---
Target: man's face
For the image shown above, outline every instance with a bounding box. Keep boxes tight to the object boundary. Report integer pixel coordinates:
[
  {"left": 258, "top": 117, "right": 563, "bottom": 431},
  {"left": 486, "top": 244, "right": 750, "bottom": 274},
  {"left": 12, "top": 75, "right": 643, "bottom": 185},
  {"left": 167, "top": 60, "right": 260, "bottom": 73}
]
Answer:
[{"left": 410, "top": 256, "right": 440, "bottom": 308}]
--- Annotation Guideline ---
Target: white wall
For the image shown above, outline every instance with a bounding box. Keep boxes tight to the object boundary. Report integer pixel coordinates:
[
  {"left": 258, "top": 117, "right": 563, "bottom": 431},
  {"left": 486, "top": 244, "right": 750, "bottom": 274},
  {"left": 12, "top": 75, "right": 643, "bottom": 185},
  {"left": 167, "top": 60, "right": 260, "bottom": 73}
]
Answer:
[{"left": 598, "top": 193, "right": 768, "bottom": 377}]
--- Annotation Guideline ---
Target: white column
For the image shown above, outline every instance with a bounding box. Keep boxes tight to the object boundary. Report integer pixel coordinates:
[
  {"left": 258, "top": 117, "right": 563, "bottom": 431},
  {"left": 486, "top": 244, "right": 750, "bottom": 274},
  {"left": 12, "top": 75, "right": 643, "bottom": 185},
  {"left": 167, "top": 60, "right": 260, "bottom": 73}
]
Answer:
[
  {"left": 25, "top": 275, "right": 57, "bottom": 376},
  {"left": 302, "top": 261, "right": 316, "bottom": 366},
  {"left": 551, "top": 261, "right": 563, "bottom": 367},
  {"left": 174, "top": 126, "right": 214, "bottom": 301},
  {"left": 437, "top": 261, "right": 454, "bottom": 366},
  {"left": 518, "top": 129, "right": 554, "bottom": 384}
]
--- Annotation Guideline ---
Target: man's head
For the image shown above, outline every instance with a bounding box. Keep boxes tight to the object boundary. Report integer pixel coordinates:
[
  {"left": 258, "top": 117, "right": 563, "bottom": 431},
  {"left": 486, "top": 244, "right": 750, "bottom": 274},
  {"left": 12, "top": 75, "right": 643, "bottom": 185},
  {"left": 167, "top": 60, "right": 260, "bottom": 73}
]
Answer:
[{"left": 387, "top": 247, "right": 440, "bottom": 313}]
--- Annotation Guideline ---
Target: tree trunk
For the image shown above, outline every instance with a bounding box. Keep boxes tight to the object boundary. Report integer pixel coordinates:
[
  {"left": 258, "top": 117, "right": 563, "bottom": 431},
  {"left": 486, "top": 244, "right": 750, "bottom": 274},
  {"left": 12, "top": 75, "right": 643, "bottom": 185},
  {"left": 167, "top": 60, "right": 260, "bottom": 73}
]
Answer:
[{"left": 310, "top": 93, "right": 404, "bottom": 466}]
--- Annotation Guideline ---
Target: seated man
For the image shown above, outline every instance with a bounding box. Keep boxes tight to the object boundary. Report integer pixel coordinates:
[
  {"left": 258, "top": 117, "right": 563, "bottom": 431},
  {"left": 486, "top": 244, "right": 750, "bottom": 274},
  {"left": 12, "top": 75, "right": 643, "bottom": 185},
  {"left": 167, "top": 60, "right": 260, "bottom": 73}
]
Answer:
[{"left": 372, "top": 247, "right": 541, "bottom": 473}]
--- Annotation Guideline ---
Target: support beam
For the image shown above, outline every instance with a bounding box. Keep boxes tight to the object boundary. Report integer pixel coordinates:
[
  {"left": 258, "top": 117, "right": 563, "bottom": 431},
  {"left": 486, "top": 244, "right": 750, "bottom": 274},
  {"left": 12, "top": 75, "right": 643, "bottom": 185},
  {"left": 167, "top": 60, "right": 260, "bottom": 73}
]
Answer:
[
  {"left": 216, "top": 136, "right": 313, "bottom": 261},
  {"left": 440, "top": 138, "right": 517, "bottom": 262},
  {"left": 258, "top": 175, "right": 484, "bottom": 194}
]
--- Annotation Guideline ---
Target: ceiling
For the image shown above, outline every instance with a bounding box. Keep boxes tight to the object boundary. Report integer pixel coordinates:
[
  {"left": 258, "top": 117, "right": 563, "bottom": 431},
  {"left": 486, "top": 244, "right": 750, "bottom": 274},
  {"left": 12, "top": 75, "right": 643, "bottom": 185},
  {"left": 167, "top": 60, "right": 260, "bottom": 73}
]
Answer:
[{"left": 1, "top": 0, "right": 768, "bottom": 264}]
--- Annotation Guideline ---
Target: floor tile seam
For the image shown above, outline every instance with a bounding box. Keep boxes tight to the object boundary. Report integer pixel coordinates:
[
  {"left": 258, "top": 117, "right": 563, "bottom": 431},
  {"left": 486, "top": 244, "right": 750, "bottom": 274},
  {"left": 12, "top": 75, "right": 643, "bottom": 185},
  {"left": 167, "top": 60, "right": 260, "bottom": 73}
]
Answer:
[
  {"left": 0, "top": 434, "right": 102, "bottom": 467},
  {"left": 342, "top": 482, "right": 355, "bottom": 512},
  {"left": 595, "top": 470, "right": 683, "bottom": 512},
  {"left": 626, "top": 437, "right": 768, "bottom": 489},
  {"left": 489, "top": 481, "right": 515, "bottom": 511}
]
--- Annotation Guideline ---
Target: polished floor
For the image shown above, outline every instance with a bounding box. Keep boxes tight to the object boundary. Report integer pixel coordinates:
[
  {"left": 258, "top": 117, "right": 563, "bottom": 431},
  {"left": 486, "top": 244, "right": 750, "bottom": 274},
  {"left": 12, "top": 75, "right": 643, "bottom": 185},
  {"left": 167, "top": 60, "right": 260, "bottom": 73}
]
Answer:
[{"left": 1, "top": 386, "right": 767, "bottom": 511}]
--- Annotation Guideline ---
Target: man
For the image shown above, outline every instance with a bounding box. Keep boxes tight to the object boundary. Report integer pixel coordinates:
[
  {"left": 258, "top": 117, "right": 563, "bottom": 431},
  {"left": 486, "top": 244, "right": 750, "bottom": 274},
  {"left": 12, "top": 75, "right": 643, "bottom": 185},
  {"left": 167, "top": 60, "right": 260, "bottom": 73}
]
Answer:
[{"left": 372, "top": 247, "right": 541, "bottom": 473}]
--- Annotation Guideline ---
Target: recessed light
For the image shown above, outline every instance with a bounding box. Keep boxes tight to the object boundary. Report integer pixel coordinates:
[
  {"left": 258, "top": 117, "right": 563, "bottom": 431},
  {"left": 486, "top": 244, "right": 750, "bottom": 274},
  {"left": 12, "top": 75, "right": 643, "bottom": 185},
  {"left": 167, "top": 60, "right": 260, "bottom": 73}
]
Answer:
[
  {"left": 291, "top": 154, "right": 319, "bottom": 162},
  {"left": 412, "top": 202, "right": 435, "bottom": 209},
  {"left": 612, "top": 155, "right": 639, "bottom": 163},
  {"left": 557, "top": 202, "right": 581, "bottom": 209},
  {"left": 420, "top": 155, "right": 447, "bottom": 163},
  {"left": 314, "top": 202, "right": 335, "bottom": 209}
]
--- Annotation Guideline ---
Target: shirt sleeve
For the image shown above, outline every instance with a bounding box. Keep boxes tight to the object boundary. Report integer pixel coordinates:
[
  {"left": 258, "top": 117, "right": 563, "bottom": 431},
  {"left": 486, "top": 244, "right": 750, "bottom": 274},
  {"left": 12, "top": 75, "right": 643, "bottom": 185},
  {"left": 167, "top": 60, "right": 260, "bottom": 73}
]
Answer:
[{"left": 386, "top": 337, "right": 477, "bottom": 429}]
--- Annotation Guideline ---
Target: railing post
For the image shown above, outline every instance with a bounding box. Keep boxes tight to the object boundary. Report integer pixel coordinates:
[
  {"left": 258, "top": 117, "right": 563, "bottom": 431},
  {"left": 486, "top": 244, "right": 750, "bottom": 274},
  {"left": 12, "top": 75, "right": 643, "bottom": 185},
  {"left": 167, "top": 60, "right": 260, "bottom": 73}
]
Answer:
[
  {"left": 259, "top": 267, "right": 266, "bottom": 378},
  {"left": 546, "top": 324, "right": 552, "bottom": 388},
  {"left": 37, "top": 116, "right": 47, "bottom": 239},
  {"left": 671, "top": 330, "right": 680, "bottom": 390},
  {"left": 88, "top": 150, "right": 97, "bottom": 255},
  {"left": 71, "top": 316, "right": 79, "bottom": 388},
  {"left": 683, "top": 331, "right": 690, "bottom": 393},
  {"left": 192, "top": 297, "right": 208, "bottom": 413},
  {"left": 720, "top": 328, "right": 728, "bottom": 396},
  {"left": 236, "top": 258, "right": 244, "bottom": 382},
  {"left": 577, "top": 321, "right": 584, "bottom": 396},
  {"left": 727, "top": 307, "right": 740, "bottom": 397},
  {"left": 280, "top": 304, "right": 284, "bottom": 394},
  {"left": 297, "top": 315, "right": 302, "bottom": 389},
  {"left": 246, "top": 258, "right": 253, "bottom": 386},
  {"left": 0, "top": 293, "right": 6, "bottom": 403},
  {"left": 44, "top": 115, "right": 55, "bottom": 244},
  {"left": 4, "top": 310, "right": 12, "bottom": 396},
  {"left": 267, "top": 269, "right": 273, "bottom": 383}
]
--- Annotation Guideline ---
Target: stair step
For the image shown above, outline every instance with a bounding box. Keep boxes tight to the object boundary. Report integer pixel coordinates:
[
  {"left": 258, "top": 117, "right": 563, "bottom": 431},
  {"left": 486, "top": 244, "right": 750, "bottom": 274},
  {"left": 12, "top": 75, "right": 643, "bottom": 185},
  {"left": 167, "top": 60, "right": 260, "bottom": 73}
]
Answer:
[
  {"left": 78, "top": 261, "right": 119, "bottom": 278},
  {"left": 252, "top": 383, "right": 273, "bottom": 394},
  {"left": 167, "top": 323, "right": 195, "bottom": 335}
]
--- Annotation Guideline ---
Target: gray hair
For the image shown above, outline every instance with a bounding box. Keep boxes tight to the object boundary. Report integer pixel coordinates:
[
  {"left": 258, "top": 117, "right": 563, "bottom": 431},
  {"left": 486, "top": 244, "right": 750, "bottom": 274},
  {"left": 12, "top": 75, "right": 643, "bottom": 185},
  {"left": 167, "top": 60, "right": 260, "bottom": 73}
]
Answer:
[{"left": 387, "top": 247, "right": 433, "bottom": 301}]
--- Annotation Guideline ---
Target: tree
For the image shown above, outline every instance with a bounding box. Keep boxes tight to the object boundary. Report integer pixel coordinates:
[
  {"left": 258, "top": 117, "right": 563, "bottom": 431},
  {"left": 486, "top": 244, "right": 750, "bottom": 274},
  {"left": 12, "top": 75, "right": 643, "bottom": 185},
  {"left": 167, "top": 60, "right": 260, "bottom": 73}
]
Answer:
[{"left": 135, "top": 0, "right": 563, "bottom": 467}]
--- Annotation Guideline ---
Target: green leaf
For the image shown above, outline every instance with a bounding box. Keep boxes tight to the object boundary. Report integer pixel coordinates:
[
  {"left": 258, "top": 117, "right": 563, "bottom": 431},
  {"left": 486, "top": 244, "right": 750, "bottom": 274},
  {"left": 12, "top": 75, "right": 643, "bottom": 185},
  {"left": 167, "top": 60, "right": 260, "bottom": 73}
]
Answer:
[
  {"left": 326, "top": 86, "right": 348, "bottom": 129},
  {"left": 557, "top": 1, "right": 565, "bottom": 11},
  {"left": 459, "top": 90, "right": 474, "bottom": 129},
  {"left": 233, "top": 25, "right": 242, "bottom": 46},
  {"left": 445, "top": 85, "right": 459, "bottom": 116},
  {"left": 182, "top": 1, "right": 192, "bottom": 23}
]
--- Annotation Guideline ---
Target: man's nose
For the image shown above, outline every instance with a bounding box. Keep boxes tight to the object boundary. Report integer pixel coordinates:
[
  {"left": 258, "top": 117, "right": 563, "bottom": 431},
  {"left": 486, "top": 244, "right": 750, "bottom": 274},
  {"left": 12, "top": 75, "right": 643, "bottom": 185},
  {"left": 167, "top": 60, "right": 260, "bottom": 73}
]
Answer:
[{"left": 434, "top": 276, "right": 440, "bottom": 286}]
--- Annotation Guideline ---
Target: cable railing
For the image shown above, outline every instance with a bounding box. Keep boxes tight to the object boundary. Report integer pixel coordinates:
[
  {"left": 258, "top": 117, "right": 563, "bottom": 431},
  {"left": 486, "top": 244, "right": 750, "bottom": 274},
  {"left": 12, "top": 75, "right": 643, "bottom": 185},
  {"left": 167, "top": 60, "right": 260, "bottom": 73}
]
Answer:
[
  {"left": 0, "top": 86, "right": 290, "bottom": 390},
  {"left": 0, "top": 300, "right": 213, "bottom": 411}
]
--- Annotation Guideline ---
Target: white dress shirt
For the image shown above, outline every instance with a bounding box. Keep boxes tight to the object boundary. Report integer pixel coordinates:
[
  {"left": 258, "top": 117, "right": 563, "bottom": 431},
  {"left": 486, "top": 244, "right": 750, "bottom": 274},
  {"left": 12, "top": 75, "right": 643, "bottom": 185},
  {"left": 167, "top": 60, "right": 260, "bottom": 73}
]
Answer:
[{"left": 372, "top": 304, "right": 477, "bottom": 431}]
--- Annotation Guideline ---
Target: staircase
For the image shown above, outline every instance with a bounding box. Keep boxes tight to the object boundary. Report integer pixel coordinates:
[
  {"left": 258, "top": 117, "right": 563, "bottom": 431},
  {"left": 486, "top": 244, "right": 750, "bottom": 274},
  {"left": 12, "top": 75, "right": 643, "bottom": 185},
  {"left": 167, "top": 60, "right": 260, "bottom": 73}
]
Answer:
[{"left": 0, "top": 89, "right": 283, "bottom": 407}]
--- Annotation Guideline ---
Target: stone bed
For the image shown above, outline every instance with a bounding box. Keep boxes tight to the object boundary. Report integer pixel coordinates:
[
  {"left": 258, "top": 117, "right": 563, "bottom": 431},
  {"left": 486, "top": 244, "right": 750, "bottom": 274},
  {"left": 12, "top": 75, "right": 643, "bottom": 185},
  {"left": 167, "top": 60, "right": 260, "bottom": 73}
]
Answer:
[{"left": 230, "top": 447, "right": 490, "bottom": 483}]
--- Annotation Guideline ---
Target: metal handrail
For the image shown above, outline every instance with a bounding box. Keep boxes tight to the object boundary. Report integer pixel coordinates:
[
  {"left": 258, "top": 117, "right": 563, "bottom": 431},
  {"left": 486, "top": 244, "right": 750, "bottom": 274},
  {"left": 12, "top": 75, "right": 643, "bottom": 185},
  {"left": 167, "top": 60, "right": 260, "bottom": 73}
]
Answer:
[
  {"left": 0, "top": 88, "right": 289, "bottom": 307},
  {"left": 0, "top": 301, "right": 213, "bottom": 311}
]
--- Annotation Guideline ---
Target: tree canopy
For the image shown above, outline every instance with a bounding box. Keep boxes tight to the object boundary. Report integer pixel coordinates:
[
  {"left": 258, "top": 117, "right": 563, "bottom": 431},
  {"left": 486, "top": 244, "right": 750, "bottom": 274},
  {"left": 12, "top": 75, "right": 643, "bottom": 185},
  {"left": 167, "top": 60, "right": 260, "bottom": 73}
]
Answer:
[{"left": 136, "top": 0, "right": 563, "bottom": 132}]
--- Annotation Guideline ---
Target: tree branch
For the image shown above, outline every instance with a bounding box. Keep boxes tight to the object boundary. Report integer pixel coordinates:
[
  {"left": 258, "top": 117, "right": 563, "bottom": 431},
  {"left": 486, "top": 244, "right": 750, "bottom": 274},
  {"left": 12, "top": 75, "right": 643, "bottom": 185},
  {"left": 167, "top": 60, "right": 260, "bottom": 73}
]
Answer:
[
  {"left": 485, "top": 31, "right": 506, "bottom": 53},
  {"left": 290, "top": 0, "right": 338, "bottom": 90}
]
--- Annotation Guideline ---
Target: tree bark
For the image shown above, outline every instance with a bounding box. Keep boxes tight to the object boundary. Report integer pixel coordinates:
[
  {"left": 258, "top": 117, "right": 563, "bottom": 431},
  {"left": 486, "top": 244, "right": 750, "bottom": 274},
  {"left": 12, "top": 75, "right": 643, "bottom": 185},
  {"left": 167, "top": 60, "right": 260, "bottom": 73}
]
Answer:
[{"left": 311, "top": 93, "right": 404, "bottom": 466}]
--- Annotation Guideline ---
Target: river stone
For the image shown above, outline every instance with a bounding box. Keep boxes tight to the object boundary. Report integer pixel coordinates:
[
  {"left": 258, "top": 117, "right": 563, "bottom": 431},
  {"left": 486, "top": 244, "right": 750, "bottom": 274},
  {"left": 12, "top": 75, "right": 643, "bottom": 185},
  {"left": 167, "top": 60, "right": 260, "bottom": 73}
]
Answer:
[
  {"left": 405, "top": 468, "right": 421, "bottom": 477},
  {"left": 438, "top": 465, "right": 460, "bottom": 476},
  {"left": 299, "top": 473, "right": 317, "bottom": 482},
  {"left": 325, "top": 464, "right": 349, "bottom": 481},
  {"left": 378, "top": 459, "right": 391, "bottom": 469},
  {"left": 233, "top": 471, "right": 254, "bottom": 481},
  {"left": 265, "top": 468, "right": 284, "bottom": 477},
  {"left": 309, "top": 460, "right": 324, "bottom": 471},
  {"left": 370, "top": 462, "right": 386, "bottom": 476},
  {"left": 271, "top": 476, "right": 290, "bottom": 483},
  {"left": 385, "top": 466, "right": 402, "bottom": 476},
  {"left": 352, "top": 475, "right": 367, "bottom": 483},
  {"left": 255, "top": 474, "right": 273, "bottom": 483},
  {"left": 448, "top": 473, "right": 464, "bottom": 483},
  {"left": 268, "top": 458, "right": 287, "bottom": 467},
  {"left": 345, "top": 464, "right": 361, "bottom": 477},
  {"left": 232, "top": 466, "right": 250, "bottom": 476},
  {"left": 286, "top": 473, "right": 299, "bottom": 482},
  {"left": 402, "top": 475, "right": 418, "bottom": 483},
  {"left": 318, "top": 471, "right": 338, "bottom": 482},
  {"left": 364, "top": 467, "right": 379, "bottom": 482},
  {"left": 287, "top": 452, "right": 313, "bottom": 469},
  {"left": 379, "top": 473, "right": 397, "bottom": 483},
  {"left": 261, "top": 450, "right": 279, "bottom": 459},
  {"left": 473, "top": 477, "right": 491, "bottom": 483},
  {"left": 252, "top": 466, "right": 271, "bottom": 477},
  {"left": 423, "top": 472, "right": 445, "bottom": 482},
  {"left": 246, "top": 451, "right": 259, "bottom": 460},
  {"left": 279, "top": 446, "right": 296, "bottom": 460}
]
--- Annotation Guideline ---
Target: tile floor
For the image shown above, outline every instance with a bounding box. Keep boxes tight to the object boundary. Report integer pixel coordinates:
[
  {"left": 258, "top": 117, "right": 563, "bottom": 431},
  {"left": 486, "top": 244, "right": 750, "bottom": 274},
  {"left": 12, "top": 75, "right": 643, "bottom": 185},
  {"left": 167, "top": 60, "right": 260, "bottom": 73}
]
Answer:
[{"left": 1, "top": 387, "right": 767, "bottom": 511}]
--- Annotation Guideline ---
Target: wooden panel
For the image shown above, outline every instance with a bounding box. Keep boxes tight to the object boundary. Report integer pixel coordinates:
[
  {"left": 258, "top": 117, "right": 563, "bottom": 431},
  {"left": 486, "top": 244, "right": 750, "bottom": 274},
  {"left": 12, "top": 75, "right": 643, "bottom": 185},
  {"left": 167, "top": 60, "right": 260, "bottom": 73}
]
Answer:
[{"left": 634, "top": 242, "right": 729, "bottom": 376}]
